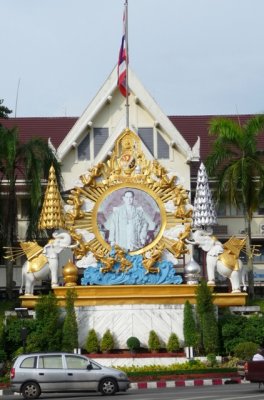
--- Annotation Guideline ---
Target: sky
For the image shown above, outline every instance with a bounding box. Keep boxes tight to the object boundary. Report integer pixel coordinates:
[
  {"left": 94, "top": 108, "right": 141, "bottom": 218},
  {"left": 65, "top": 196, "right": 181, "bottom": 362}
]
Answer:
[{"left": 1, "top": 0, "right": 264, "bottom": 118}]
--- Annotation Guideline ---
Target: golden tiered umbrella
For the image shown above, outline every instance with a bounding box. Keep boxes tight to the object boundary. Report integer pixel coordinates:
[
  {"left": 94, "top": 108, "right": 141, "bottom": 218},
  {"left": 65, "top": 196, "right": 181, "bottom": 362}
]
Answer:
[{"left": 38, "top": 165, "right": 65, "bottom": 230}]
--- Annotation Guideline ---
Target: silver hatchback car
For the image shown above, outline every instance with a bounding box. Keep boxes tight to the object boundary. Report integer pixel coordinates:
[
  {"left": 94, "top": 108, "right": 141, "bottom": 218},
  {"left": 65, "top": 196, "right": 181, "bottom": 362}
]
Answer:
[{"left": 10, "top": 352, "right": 130, "bottom": 399}]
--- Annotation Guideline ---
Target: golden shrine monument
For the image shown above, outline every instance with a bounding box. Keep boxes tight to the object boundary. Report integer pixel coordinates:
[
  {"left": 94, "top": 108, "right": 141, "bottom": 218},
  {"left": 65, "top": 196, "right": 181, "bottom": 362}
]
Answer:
[{"left": 16, "top": 128, "right": 247, "bottom": 349}]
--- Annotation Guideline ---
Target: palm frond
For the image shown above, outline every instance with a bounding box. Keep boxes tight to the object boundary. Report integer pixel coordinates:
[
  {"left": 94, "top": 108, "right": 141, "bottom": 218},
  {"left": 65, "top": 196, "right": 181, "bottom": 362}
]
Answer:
[{"left": 209, "top": 118, "right": 243, "bottom": 139}]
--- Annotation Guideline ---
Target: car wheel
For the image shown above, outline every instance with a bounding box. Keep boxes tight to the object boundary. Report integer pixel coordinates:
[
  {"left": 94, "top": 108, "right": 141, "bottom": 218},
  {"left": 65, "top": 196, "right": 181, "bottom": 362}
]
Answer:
[
  {"left": 99, "top": 377, "right": 117, "bottom": 395},
  {"left": 21, "top": 381, "right": 41, "bottom": 399}
]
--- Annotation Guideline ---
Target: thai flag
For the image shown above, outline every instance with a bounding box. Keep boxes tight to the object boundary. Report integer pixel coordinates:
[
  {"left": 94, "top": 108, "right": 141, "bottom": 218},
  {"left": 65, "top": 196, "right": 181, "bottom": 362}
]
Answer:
[{"left": 118, "top": 7, "right": 128, "bottom": 97}]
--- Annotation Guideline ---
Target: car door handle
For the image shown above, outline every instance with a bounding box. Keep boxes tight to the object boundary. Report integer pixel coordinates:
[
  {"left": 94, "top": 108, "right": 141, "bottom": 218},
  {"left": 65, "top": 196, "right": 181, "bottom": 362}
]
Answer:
[
  {"left": 68, "top": 373, "right": 73, "bottom": 376},
  {"left": 39, "top": 373, "right": 44, "bottom": 375}
]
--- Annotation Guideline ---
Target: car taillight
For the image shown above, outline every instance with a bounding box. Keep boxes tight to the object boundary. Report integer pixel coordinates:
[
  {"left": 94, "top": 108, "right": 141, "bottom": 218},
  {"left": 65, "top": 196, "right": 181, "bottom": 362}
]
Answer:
[
  {"left": 10, "top": 368, "right": 15, "bottom": 379},
  {"left": 244, "top": 362, "right": 248, "bottom": 373}
]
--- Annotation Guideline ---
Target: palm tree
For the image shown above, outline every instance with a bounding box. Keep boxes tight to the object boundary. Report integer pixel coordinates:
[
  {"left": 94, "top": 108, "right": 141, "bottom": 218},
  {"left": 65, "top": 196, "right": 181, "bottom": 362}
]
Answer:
[
  {"left": 205, "top": 115, "right": 264, "bottom": 299},
  {"left": 0, "top": 99, "right": 12, "bottom": 119},
  {"left": 0, "top": 124, "right": 62, "bottom": 299}
]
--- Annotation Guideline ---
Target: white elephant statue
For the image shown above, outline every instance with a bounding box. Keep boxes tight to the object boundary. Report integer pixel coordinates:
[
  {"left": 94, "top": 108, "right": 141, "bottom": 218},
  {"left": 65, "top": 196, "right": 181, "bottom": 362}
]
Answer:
[
  {"left": 187, "top": 229, "right": 247, "bottom": 293},
  {"left": 20, "top": 231, "right": 76, "bottom": 295}
]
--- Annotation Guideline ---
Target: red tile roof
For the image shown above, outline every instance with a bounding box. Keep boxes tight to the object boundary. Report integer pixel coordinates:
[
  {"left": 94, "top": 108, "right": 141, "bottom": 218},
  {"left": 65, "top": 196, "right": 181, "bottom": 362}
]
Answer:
[
  {"left": 0, "top": 117, "right": 77, "bottom": 149},
  {"left": 1, "top": 114, "right": 263, "bottom": 163}
]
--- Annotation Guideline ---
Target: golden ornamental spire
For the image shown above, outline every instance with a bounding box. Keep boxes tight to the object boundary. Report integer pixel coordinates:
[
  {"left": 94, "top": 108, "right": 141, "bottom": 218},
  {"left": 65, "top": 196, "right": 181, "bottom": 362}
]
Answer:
[{"left": 38, "top": 164, "right": 65, "bottom": 230}]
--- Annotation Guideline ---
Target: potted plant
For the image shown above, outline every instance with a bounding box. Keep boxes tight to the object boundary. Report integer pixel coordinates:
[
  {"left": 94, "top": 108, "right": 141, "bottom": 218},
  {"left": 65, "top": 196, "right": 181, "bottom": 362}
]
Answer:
[
  {"left": 148, "top": 330, "right": 161, "bottom": 353},
  {"left": 85, "top": 329, "right": 99, "bottom": 354},
  {"left": 100, "top": 329, "right": 114, "bottom": 353},
  {"left": 126, "top": 336, "right": 140, "bottom": 354},
  {"left": 166, "top": 332, "right": 180, "bottom": 354}
]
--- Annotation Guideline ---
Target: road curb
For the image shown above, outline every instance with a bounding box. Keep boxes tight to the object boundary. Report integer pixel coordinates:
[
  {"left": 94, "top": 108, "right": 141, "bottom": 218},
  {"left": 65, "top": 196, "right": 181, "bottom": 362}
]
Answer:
[
  {"left": 129, "top": 377, "right": 249, "bottom": 390},
  {"left": 0, "top": 389, "right": 14, "bottom": 396}
]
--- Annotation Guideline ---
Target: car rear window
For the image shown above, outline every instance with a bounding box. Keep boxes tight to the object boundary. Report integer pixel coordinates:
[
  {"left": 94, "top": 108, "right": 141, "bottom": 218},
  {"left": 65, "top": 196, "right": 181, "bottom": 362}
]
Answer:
[
  {"left": 38, "top": 355, "right": 63, "bottom": 369},
  {"left": 20, "top": 356, "right": 36, "bottom": 369}
]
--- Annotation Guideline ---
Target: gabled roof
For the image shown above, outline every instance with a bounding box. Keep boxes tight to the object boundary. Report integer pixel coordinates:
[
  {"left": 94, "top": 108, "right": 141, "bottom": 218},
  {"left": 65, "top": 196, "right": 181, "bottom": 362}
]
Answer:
[{"left": 56, "top": 66, "right": 193, "bottom": 161}]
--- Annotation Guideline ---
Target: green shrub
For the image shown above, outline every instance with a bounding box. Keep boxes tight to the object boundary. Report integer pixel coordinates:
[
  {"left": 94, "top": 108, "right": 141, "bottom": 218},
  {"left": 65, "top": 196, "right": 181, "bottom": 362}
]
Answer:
[
  {"left": 117, "top": 360, "right": 237, "bottom": 375},
  {"left": 100, "top": 329, "right": 114, "bottom": 352},
  {"left": 0, "top": 350, "right": 6, "bottom": 362},
  {"left": 166, "top": 333, "right": 180, "bottom": 353},
  {"left": 126, "top": 336, "right": 140, "bottom": 352},
  {"left": 85, "top": 329, "right": 99, "bottom": 353},
  {"left": 61, "top": 289, "right": 78, "bottom": 352},
  {"left": 187, "top": 358, "right": 201, "bottom": 368},
  {"left": 195, "top": 280, "right": 219, "bottom": 354},
  {"left": 221, "top": 356, "right": 240, "bottom": 368},
  {"left": 206, "top": 353, "right": 218, "bottom": 367},
  {"left": 26, "top": 293, "right": 62, "bottom": 353},
  {"left": 4, "top": 317, "right": 36, "bottom": 358},
  {"left": 148, "top": 330, "right": 161, "bottom": 352},
  {"left": 233, "top": 341, "right": 258, "bottom": 360},
  {"left": 183, "top": 300, "right": 198, "bottom": 348}
]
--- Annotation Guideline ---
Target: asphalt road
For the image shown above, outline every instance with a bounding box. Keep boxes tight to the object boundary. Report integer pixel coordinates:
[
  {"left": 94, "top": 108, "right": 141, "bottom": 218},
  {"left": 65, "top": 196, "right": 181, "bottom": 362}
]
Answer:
[{"left": 2, "top": 382, "right": 264, "bottom": 400}]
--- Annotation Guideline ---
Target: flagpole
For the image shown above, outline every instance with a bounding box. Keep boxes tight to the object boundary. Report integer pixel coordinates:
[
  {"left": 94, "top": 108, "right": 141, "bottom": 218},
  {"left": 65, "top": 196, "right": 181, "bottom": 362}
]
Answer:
[
  {"left": 117, "top": 0, "right": 130, "bottom": 126},
  {"left": 125, "top": 0, "right": 129, "bottom": 128}
]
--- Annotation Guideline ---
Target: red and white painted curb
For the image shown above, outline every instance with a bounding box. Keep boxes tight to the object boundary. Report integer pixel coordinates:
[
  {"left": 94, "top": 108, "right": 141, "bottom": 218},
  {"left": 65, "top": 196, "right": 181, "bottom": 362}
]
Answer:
[{"left": 130, "top": 377, "right": 249, "bottom": 390}]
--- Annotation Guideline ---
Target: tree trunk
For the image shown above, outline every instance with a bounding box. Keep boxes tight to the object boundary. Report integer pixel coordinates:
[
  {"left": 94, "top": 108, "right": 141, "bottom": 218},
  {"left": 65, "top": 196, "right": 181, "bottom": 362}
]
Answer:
[
  {"left": 5, "top": 259, "right": 14, "bottom": 300},
  {"left": 245, "top": 215, "right": 254, "bottom": 300},
  {"left": 4, "top": 180, "right": 17, "bottom": 300}
]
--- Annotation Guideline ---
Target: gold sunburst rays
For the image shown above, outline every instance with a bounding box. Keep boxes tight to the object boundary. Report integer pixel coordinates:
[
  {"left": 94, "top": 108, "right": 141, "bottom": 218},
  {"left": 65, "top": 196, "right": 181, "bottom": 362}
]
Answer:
[
  {"left": 88, "top": 239, "right": 109, "bottom": 254},
  {"left": 161, "top": 236, "right": 176, "bottom": 251},
  {"left": 66, "top": 221, "right": 93, "bottom": 231},
  {"left": 67, "top": 212, "right": 93, "bottom": 228},
  {"left": 65, "top": 129, "right": 193, "bottom": 263},
  {"left": 71, "top": 187, "right": 99, "bottom": 203}
]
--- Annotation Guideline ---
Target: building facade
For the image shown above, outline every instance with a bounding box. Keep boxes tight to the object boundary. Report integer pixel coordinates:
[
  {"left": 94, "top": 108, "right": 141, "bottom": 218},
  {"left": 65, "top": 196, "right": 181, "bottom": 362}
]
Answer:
[{"left": 1, "top": 66, "right": 264, "bottom": 288}]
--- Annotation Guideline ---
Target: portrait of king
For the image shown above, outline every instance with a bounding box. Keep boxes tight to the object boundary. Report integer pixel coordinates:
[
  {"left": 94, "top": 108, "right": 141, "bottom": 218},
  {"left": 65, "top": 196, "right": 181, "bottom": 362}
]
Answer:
[{"left": 96, "top": 188, "right": 161, "bottom": 252}]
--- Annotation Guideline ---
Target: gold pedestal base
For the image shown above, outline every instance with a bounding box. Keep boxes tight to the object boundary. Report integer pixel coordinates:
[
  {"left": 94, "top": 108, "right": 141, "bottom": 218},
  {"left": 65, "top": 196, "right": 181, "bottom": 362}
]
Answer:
[{"left": 20, "top": 285, "right": 247, "bottom": 309}]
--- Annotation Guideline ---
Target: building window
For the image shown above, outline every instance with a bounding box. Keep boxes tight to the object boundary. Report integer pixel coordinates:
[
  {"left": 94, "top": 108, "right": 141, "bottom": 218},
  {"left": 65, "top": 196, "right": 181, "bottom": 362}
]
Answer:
[
  {"left": 138, "top": 128, "right": 154, "bottom": 155},
  {"left": 94, "top": 128, "right": 109, "bottom": 158},
  {"left": 229, "top": 203, "right": 244, "bottom": 216},
  {"left": 78, "top": 134, "right": 90, "bottom": 161},
  {"left": 215, "top": 201, "right": 245, "bottom": 217},
  {"left": 216, "top": 201, "right": 226, "bottom": 216},
  {"left": 138, "top": 127, "right": 170, "bottom": 159},
  {"left": 257, "top": 201, "right": 264, "bottom": 215},
  {"left": 157, "top": 131, "right": 169, "bottom": 159},
  {"left": 253, "top": 243, "right": 264, "bottom": 263}
]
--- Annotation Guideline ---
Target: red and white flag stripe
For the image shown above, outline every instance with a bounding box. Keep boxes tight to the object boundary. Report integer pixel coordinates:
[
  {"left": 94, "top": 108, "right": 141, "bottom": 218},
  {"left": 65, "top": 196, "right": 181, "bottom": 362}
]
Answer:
[{"left": 118, "top": 6, "right": 128, "bottom": 97}]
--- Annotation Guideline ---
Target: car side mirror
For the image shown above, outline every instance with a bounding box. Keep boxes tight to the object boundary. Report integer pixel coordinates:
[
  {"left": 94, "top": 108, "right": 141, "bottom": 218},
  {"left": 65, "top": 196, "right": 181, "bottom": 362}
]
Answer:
[{"left": 87, "top": 364, "right": 92, "bottom": 370}]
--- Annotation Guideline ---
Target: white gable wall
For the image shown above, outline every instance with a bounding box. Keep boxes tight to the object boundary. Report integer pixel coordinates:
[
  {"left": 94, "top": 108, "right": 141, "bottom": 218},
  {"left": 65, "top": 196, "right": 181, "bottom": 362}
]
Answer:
[{"left": 59, "top": 67, "right": 193, "bottom": 193}]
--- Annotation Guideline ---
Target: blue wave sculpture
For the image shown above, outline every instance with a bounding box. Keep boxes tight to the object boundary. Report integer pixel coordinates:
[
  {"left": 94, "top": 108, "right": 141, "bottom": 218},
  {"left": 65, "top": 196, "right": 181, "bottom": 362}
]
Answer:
[{"left": 81, "top": 251, "right": 182, "bottom": 286}]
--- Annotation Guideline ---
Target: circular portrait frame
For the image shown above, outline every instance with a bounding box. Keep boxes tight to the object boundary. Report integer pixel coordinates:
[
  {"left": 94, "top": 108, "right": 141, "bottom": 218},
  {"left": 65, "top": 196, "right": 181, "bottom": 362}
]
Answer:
[{"left": 92, "top": 183, "right": 167, "bottom": 255}]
